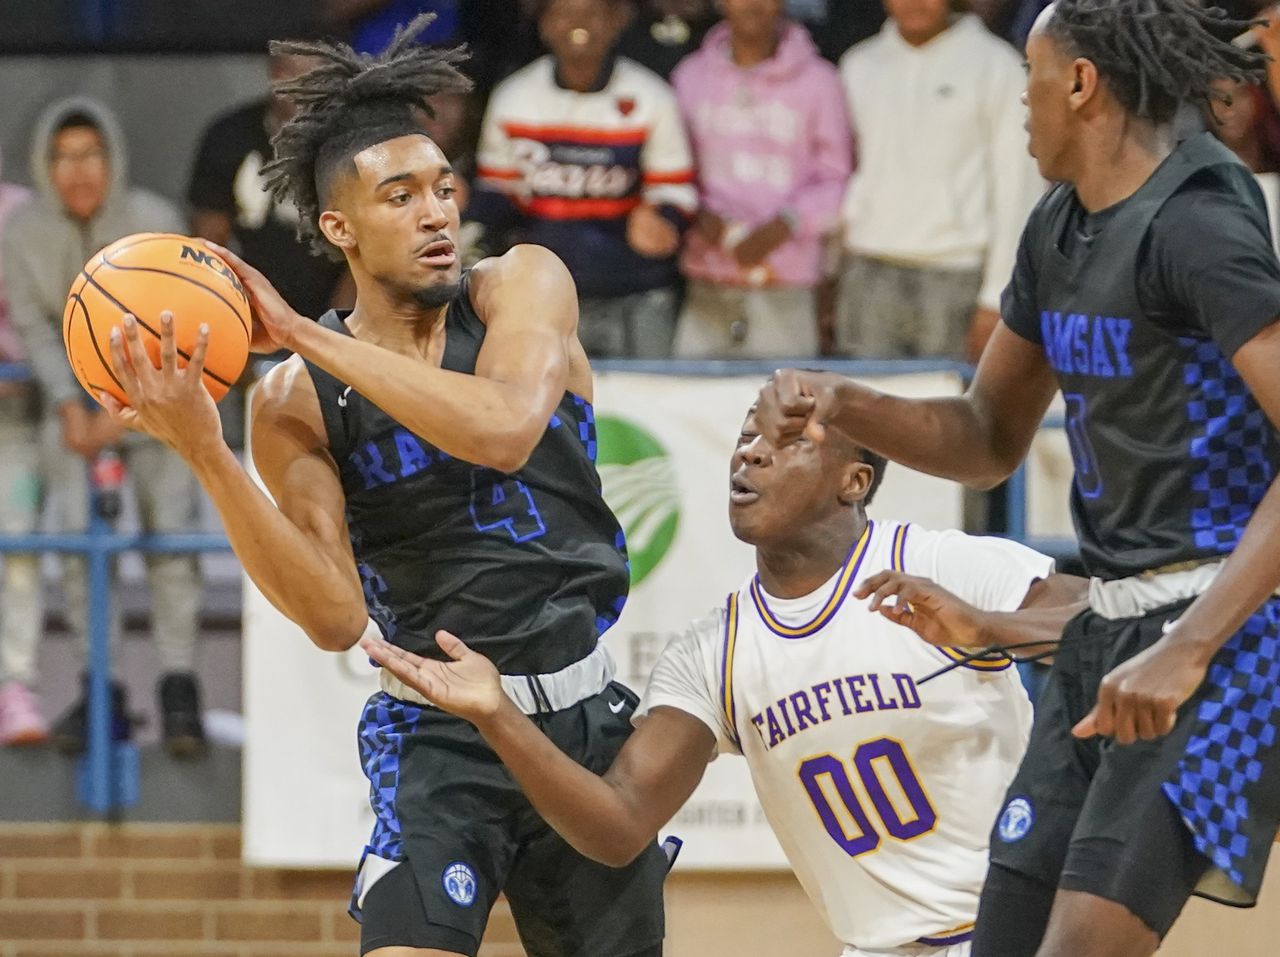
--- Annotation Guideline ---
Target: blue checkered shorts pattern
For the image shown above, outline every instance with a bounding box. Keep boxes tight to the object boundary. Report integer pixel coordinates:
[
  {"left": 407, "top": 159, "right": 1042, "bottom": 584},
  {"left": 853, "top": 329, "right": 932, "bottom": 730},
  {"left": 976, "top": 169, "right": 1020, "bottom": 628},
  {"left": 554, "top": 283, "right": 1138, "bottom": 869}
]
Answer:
[
  {"left": 356, "top": 692, "right": 425, "bottom": 861},
  {"left": 1163, "top": 602, "right": 1280, "bottom": 887}
]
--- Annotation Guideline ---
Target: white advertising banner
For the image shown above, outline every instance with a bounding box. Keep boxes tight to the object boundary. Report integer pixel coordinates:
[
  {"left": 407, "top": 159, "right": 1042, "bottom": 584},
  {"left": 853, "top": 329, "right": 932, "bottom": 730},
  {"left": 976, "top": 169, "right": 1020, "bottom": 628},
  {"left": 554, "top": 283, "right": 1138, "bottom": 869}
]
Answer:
[{"left": 243, "top": 371, "right": 965, "bottom": 869}]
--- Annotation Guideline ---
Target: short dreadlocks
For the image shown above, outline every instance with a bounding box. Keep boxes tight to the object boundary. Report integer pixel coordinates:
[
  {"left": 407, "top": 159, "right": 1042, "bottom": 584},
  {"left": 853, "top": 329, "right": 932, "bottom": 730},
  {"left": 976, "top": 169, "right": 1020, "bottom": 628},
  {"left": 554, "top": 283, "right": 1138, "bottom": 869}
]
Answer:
[
  {"left": 1043, "top": 0, "right": 1268, "bottom": 126},
  {"left": 262, "top": 14, "right": 472, "bottom": 260}
]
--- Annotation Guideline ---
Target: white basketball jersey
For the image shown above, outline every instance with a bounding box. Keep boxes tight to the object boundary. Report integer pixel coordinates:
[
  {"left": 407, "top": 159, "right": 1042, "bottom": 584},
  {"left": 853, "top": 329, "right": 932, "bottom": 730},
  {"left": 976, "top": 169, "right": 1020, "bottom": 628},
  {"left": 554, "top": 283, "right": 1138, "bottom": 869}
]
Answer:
[{"left": 639, "top": 520, "right": 1050, "bottom": 952}]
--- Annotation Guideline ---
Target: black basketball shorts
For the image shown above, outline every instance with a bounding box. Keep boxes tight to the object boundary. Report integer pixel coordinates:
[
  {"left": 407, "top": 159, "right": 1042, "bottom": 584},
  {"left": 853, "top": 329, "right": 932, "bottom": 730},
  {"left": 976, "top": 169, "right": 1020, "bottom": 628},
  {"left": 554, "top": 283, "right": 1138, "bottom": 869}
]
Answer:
[
  {"left": 987, "top": 596, "right": 1280, "bottom": 936},
  {"left": 988, "top": 598, "right": 1280, "bottom": 936},
  {"left": 350, "top": 681, "right": 668, "bottom": 957}
]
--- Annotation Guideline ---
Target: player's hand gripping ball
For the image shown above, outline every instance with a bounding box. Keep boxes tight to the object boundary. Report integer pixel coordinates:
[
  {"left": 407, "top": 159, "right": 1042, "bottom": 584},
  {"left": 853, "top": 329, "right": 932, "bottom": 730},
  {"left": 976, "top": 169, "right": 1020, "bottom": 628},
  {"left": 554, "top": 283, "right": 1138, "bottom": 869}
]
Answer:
[{"left": 62, "top": 233, "right": 251, "bottom": 406}]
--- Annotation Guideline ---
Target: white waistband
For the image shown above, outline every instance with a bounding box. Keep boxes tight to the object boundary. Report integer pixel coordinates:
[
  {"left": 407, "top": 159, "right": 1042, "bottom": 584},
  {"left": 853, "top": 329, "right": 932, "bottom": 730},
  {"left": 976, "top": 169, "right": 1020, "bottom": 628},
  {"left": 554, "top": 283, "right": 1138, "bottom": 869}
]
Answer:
[
  {"left": 379, "top": 642, "right": 616, "bottom": 716},
  {"left": 1088, "top": 561, "right": 1225, "bottom": 620}
]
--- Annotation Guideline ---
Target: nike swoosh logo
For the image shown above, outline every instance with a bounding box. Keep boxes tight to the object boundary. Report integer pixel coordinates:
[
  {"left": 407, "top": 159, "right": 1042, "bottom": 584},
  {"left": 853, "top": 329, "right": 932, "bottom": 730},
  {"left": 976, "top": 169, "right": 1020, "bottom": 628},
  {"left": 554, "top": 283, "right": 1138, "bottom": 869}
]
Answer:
[
  {"left": 609, "top": 698, "right": 627, "bottom": 714},
  {"left": 1162, "top": 619, "right": 1179, "bottom": 634}
]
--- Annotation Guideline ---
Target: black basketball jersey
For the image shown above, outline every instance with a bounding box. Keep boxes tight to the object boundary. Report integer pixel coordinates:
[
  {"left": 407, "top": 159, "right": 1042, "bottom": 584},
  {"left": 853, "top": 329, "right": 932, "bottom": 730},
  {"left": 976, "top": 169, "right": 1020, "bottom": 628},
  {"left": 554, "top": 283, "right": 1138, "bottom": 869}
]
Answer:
[
  {"left": 303, "top": 274, "right": 630, "bottom": 673},
  {"left": 1002, "top": 134, "right": 1280, "bottom": 579}
]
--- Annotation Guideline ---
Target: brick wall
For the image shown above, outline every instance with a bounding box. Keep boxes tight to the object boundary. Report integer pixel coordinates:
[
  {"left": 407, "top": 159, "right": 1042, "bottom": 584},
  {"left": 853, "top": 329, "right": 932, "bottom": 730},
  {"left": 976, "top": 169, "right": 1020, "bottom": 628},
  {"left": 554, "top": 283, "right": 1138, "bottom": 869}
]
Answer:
[
  {"left": 0, "top": 823, "right": 525, "bottom": 957},
  {"left": 9, "top": 822, "right": 1272, "bottom": 956}
]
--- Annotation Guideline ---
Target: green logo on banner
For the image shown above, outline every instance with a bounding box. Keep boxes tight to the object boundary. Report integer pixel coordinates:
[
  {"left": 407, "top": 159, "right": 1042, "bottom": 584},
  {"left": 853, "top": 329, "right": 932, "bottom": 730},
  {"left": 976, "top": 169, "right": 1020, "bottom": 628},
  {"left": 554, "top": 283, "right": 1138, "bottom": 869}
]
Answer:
[{"left": 597, "top": 415, "right": 680, "bottom": 587}]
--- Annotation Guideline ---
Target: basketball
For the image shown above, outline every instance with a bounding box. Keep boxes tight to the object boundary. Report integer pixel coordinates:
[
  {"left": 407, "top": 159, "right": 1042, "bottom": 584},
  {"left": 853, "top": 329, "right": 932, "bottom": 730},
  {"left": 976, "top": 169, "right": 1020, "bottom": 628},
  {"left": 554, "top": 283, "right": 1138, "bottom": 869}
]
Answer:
[{"left": 62, "top": 232, "right": 252, "bottom": 406}]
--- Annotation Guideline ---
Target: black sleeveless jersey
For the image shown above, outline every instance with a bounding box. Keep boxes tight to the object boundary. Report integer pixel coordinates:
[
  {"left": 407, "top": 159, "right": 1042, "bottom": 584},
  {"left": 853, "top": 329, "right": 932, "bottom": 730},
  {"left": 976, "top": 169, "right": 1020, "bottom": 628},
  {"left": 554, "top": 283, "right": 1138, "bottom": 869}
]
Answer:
[
  {"left": 1002, "top": 134, "right": 1280, "bottom": 579},
  {"left": 304, "top": 275, "right": 630, "bottom": 672}
]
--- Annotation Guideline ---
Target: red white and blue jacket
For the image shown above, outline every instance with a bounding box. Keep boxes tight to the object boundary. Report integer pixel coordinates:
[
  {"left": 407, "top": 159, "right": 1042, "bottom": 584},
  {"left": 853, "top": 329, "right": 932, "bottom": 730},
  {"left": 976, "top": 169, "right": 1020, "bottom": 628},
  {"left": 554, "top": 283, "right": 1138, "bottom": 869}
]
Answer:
[{"left": 469, "top": 55, "right": 697, "bottom": 299}]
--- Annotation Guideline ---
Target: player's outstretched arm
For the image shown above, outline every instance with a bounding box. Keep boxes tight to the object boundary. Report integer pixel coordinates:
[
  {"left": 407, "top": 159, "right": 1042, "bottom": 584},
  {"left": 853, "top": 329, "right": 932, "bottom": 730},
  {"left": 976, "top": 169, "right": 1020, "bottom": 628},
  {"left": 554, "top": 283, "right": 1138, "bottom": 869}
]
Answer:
[
  {"left": 757, "top": 324, "right": 1059, "bottom": 489},
  {"left": 362, "top": 632, "right": 715, "bottom": 868},
  {"left": 215, "top": 241, "right": 580, "bottom": 474},
  {"left": 855, "top": 570, "right": 1088, "bottom": 654}
]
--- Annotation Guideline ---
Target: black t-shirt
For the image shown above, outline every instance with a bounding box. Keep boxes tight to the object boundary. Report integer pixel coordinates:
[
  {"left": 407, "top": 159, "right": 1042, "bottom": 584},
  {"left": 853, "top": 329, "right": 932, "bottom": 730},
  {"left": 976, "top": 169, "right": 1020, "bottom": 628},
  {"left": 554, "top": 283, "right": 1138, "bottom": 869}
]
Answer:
[
  {"left": 1002, "top": 134, "right": 1280, "bottom": 577},
  {"left": 303, "top": 274, "right": 631, "bottom": 673},
  {"left": 187, "top": 100, "right": 344, "bottom": 320},
  {"left": 1008, "top": 177, "right": 1280, "bottom": 359}
]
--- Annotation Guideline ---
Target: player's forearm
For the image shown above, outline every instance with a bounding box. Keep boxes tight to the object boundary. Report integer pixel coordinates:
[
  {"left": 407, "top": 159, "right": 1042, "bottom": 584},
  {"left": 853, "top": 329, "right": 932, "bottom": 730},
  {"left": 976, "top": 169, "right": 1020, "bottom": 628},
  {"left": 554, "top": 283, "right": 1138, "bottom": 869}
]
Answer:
[
  {"left": 828, "top": 381, "right": 1018, "bottom": 489},
  {"left": 476, "top": 700, "right": 657, "bottom": 867},
  {"left": 974, "top": 573, "right": 1088, "bottom": 652},
  {"left": 1165, "top": 477, "right": 1280, "bottom": 663},
  {"left": 187, "top": 442, "right": 367, "bottom": 649},
  {"left": 292, "top": 322, "right": 541, "bottom": 473},
  {"left": 973, "top": 605, "right": 1085, "bottom": 652}
]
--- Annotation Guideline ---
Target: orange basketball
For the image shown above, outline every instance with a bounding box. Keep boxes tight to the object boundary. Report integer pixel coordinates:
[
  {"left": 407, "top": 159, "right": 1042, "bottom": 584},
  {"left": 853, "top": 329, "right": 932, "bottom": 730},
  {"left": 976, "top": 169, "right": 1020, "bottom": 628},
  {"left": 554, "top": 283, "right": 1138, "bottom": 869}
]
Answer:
[{"left": 63, "top": 233, "right": 252, "bottom": 407}]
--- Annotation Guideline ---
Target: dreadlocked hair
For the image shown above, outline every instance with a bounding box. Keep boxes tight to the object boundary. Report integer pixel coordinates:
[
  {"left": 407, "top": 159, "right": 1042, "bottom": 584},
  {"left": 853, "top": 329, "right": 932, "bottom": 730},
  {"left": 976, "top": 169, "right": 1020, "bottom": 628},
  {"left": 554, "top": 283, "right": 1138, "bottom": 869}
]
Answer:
[
  {"left": 262, "top": 13, "right": 472, "bottom": 260},
  {"left": 1044, "top": 0, "right": 1269, "bottom": 127}
]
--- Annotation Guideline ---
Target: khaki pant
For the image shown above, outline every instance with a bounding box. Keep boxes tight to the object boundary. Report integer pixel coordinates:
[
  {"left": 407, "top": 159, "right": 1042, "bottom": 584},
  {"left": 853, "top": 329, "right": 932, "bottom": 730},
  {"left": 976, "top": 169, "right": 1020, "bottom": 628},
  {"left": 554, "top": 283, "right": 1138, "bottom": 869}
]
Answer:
[
  {"left": 673, "top": 281, "right": 819, "bottom": 359},
  {"left": 0, "top": 407, "right": 200, "bottom": 685},
  {"left": 577, "top": 287, "right": 679, "bottom": 359},
  {"left": 0, "top": 400, "right": 40, "bottom": 685},
  {"left": 834, "top": 255, "right": 982, "bottom": 359}
]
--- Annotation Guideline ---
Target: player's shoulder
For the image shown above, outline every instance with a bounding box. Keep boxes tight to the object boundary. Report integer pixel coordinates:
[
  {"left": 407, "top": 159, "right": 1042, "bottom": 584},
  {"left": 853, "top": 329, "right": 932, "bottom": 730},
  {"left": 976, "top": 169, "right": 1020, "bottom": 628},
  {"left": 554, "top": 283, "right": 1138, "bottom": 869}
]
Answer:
[
  {"left": 892, "top": 521, "right": 1049, "bottom": 571},
  {"left": 684, "top": 603, "right": 729, "bottom": 646},
  {"left": 470, "top": 245, "right": 575, "bottom": 301},
  {"left": 252, "top": 354, "right": 321, "bottom": 431},
  {"left": 1157, "top": 163, "right": 1268, "bottom": 233},
  {"left": 1017, "top": 182, "right": 1074, "bottom": 250},
  {"left": 654, "top": 603, "right": 729, "bottom": 675}
]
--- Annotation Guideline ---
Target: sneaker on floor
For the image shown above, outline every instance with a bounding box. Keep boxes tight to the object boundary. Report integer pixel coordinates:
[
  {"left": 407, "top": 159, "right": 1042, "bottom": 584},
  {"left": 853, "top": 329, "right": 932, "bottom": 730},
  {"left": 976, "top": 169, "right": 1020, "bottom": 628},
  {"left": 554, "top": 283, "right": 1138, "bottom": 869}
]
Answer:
[
  {"left": 0, "top": 681, "right": 49, "bottom": 746},
  {"left": 159, "top": 672, "right": 207, "bottom": 759},
  {"left": 52, "top": 676, "right": 134, "bottom": 755}
]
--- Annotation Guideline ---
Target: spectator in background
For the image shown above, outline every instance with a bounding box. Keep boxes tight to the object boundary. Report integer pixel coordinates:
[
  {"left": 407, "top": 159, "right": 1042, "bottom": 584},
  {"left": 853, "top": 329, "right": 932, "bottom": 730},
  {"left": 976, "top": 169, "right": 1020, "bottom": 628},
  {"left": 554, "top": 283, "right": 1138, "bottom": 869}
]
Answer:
[
  {"left": 188, "top": 51, "right": 353, "bottom": 450},
  {"left": 189, "top": 52, "right": 350, "bottom": 325},
  {"left": 834, "top": 0, "right": 1042, "bottom": 361},
  {"left": 0, "top": 145, "right": 40, "bottom": 747},
  {"left": 327, "top": 0, "right": 545, "bottom": 95},
  {"left": 1205, "top": 77, "right": 1280, "bottom": 252},
  {"left": 672, "top": 0, "right": 851, "bottom": 357},
  {"left": 468, "top": 0, "right": 697, "bottom": 357},
  {"left": 3, "top": 98, "right": 206, "bottom": 757},
  {"left": 1207, "top": 78, "right": 1280, "bottom": 176},
  {"left": 617, "top": 0, "right": 718, "bottom": 79},
  {"left": 324, "top": 0, "right": 460, "bottom": 54}
]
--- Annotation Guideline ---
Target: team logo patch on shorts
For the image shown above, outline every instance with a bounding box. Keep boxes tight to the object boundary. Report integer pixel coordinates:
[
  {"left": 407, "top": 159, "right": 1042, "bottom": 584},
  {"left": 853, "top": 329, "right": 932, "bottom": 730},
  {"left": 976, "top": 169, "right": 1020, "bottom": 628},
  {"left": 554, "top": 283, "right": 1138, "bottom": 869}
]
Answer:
[
  {"left": 442, "top": 861, "right": 477, "bottom": 907},
  {"left": 998, "top": 797, "right": 1034, "bottom": 843}
]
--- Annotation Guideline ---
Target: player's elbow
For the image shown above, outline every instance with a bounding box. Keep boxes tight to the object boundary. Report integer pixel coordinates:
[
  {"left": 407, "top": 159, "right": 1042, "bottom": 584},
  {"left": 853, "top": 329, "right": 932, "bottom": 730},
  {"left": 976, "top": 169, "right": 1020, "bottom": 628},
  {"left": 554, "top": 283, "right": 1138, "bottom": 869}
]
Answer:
[
  {"left": 963, "top": 446, "right": 1024, "bottom": 491},
  {"left": 301, "top": 608, "right": 367, "bottom": 653},
  {"left": 305, "top": 624, "right": 363, "bottom": 653},
  {"left": 588, "top": 833, "right": 652, "bottom": 869},
  {"left": 964, "top": 466, "right": 1014, "bottom": 492},
  {"left": 481, "top": 423, "right": 541, "bottom": 474}
]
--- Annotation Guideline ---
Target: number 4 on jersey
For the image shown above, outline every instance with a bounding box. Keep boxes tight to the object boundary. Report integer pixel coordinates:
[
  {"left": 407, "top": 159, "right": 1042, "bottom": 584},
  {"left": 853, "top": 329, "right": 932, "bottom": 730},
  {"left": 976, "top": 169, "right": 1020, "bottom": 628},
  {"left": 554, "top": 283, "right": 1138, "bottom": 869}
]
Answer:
[{"left": 469, "top": 468, "right": 547, "bottom": 543}]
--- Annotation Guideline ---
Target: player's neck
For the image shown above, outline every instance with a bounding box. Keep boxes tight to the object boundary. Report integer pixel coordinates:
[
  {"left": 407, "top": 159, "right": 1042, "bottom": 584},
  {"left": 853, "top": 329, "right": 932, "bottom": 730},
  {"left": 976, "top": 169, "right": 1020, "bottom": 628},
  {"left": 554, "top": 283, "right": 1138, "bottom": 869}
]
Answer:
[
  {"left": 1071, "top": 119, "right": 1176, "bottom": 213},
  {"left": 754, "top": 515, "right": 868, "bottom": 600},
  {"left": 346, "top": 285, "right": 448, "bottom": 359}
]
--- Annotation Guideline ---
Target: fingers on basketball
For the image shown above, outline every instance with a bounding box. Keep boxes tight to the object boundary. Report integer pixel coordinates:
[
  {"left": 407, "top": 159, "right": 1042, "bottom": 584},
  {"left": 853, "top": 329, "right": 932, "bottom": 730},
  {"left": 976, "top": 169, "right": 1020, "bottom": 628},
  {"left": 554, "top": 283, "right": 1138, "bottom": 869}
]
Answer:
[{"left": 63, "top": 233, "right": 251, "bottom": 408}]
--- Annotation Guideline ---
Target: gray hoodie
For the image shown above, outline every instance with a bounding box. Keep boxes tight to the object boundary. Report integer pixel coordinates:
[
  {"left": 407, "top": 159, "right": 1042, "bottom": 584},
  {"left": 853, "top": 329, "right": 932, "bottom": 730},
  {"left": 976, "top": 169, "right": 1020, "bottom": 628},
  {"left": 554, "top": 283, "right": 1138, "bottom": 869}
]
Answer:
[{"left": 1, "top": 96, "right": 183, "bottom": 411}]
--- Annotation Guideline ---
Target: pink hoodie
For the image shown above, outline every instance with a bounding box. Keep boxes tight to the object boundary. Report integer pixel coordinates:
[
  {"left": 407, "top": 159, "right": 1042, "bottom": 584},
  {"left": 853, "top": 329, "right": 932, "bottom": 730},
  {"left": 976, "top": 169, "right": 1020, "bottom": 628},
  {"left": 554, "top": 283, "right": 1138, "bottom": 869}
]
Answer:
[
  {"left": 0, "top": 146, "right": 32, "bottom": 363},
  {"left": 673, "top": 21, "right": 853, "bottom": 288}
]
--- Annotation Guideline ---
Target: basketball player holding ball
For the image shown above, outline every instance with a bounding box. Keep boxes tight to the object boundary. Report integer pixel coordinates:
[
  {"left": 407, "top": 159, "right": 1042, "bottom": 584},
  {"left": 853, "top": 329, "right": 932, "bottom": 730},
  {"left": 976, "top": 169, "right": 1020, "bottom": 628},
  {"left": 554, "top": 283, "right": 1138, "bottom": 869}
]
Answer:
[{"left": 105, "top": 16, "right": 667, "bottom": 957}]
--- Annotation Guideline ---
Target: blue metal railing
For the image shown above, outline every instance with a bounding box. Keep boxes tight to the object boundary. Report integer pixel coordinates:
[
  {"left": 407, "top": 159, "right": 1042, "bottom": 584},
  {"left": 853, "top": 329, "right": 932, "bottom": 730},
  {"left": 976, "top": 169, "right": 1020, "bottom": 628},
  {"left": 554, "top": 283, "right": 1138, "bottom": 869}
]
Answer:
[
  {"left": 0, "top": 362, "right": 233, "bottom": 813},
  {"left": 0, "top": 358, "right": 1076, "bottom": 814}
]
